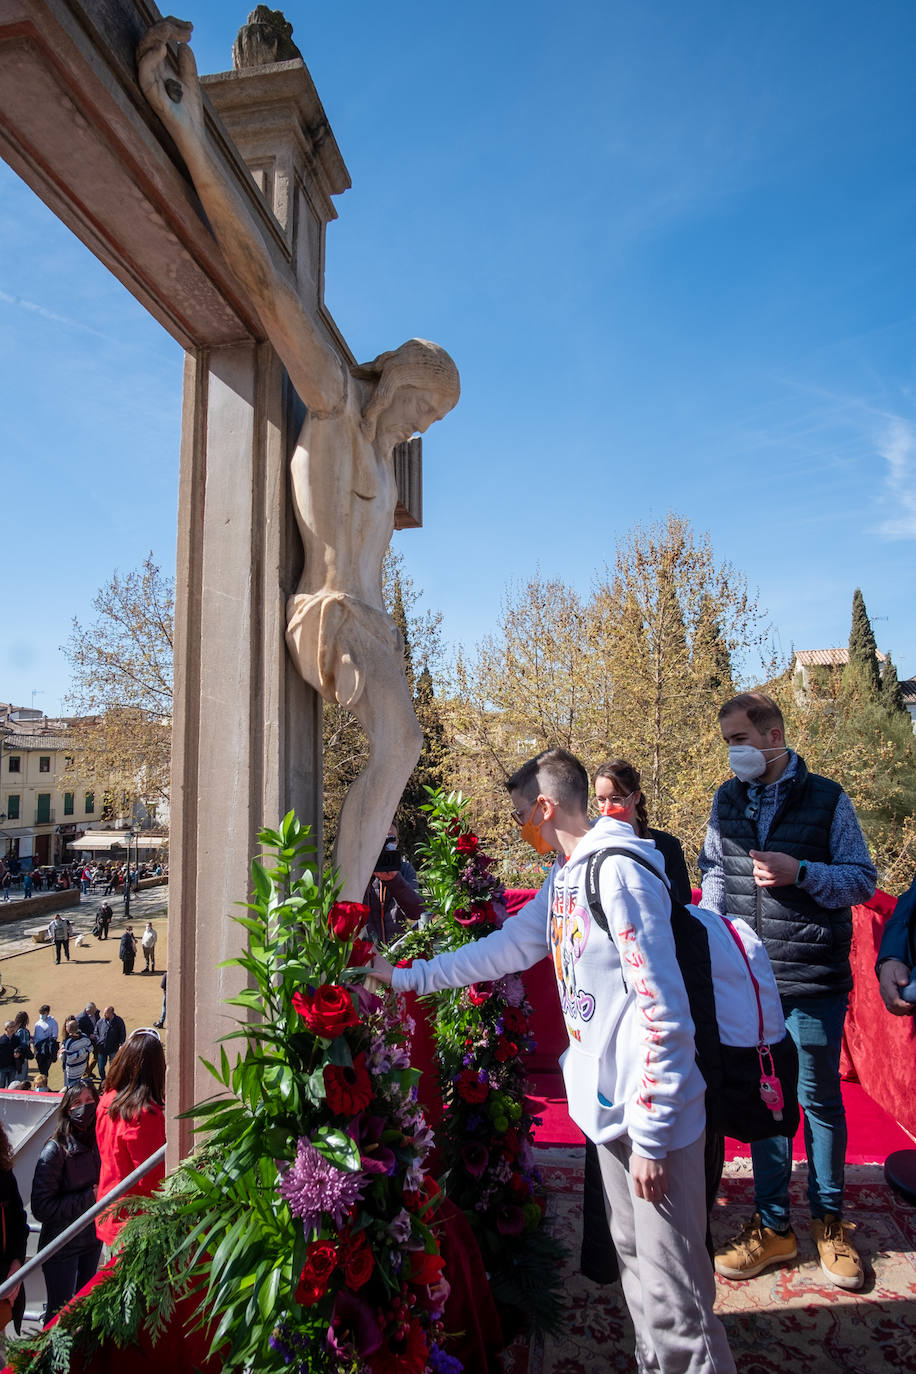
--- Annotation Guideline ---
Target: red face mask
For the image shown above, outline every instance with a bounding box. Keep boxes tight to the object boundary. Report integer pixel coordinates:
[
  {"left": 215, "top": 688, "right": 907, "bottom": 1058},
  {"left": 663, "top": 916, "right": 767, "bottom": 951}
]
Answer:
[{"left": 597, "top": 790, "right": 634, "bottom": 820}]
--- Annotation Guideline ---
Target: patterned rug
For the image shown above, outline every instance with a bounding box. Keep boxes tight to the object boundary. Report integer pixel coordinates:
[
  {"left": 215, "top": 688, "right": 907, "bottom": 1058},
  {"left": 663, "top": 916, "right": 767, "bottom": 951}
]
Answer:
[{"left": 502, "top": 1147, "right": 916, "bottom": 1373}]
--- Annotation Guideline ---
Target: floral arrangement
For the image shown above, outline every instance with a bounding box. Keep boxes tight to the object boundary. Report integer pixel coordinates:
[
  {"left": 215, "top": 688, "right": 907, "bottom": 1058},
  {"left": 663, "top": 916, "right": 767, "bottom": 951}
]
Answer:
[
  {"left": 10, "top": 815, "right": 457, "bottom": 1374},
  {"left": 396, "top": 790, "right": 565, "bottom": 1334}
]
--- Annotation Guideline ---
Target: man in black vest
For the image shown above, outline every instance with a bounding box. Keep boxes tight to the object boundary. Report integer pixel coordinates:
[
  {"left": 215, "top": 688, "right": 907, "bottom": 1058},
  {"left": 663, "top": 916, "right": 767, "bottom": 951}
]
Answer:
[{"left": 699, "top": 692, "right": 876, "bottom": 1290}]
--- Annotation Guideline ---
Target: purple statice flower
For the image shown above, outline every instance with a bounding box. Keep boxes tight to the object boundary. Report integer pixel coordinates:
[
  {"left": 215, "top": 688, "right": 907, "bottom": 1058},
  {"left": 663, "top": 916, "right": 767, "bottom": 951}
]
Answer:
[
  {"left": 430, "top": 1344, "right": 464, "bottom": 1374},
  {"left": 389, "top": 1208, "right": 413, "bottom": 1243},
  {"left": 390, "top": 1047, "right": 411, "bottom": 1070},
  {"left": 277, "top": 1138, "right": 363, "bottom": 1230}
]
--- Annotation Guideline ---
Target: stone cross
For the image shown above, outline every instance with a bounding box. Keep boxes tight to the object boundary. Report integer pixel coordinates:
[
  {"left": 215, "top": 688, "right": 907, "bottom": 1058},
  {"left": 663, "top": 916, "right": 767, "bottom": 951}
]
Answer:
[{"left": 0, "top": 0, "right": 456, "bottom": 1164}]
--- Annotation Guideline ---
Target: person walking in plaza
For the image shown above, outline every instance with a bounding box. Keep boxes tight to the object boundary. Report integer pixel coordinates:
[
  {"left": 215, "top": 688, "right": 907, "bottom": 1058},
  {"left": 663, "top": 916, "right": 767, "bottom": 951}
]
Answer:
[
  {"left": 700, "top": 692, "right": 876, "bottom": 1290},
  {"left": 119, "top": 926, "right": 137, "bottom": 977},
  {"left": 154, "top": 971, "right": 166, "bottom": 1030},
  {"left": 96, "top": 1028, "right": 166, "bottom": 1248},
  {"left": 98, "top": 901, "right": 113, "bottom": 940},
  {"left": 31, "top": 1081, "right": 102, "bottom": 1319},
  {"left": 94, "top": 1006, "right": 126, "bottom": 1082},
  {"left": 1, "top": 871, "right": 10, "bottom": 903},
  {"left": 22, "top": 872, "right": 32, "bottom": 900},
  {"left": 374, "top": 748, "right": 736, "bottom": 1374},
  {"left": 60, "top": 1017, "right": 93, "bottom": 1088},
  {"left": 140, "top": 922, "right": 157, "bottom": 973},
  {"left": 34, "top": 1005, "right": 59, "bottom": 1079},
  {"left": 49, "top": 914, "right": 71, "bottom": 965}
]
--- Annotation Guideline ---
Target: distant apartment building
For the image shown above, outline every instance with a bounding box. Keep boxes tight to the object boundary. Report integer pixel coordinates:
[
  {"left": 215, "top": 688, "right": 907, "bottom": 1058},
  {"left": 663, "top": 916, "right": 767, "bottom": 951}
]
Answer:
[
  {"left": 0, "top": 705, "right": 100, "bottom": 869},
  {"left": 793, "top": 650, "right": 915, "bottom": 734}
]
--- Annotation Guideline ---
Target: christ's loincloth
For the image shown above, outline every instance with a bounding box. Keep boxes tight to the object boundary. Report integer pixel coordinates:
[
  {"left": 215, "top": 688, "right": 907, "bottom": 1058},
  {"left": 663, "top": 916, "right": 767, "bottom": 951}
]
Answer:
[{"left": 285, "top": 590, "right": 403, "bottom": 710}]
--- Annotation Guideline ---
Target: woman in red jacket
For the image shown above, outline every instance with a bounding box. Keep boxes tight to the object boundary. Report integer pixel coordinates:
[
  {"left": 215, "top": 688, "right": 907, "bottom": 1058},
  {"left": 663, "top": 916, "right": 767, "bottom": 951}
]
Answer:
[{"left": 95, "top": 1028, "right": 166, "bottom": 1248}]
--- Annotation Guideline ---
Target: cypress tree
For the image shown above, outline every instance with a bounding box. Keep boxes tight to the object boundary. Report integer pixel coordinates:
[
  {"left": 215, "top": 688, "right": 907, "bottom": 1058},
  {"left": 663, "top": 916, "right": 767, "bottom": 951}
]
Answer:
[
  {"left": 881, "top": 652, "right": 908, "bottom": 719},
  {"left": 847, "top": 588, "right": 881, "bottom": 695}
]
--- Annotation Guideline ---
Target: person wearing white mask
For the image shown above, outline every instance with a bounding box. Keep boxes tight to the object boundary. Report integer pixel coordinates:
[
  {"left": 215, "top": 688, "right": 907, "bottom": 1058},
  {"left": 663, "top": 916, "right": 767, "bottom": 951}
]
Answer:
[{"left": 699, "top": 692, "right": 876, "bottom": 1290}]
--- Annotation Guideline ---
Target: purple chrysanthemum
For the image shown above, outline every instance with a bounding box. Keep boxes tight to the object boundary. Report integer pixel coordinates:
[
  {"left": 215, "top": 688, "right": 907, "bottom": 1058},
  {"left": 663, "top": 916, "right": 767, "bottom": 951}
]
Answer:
[{"left": 277, "top": 1137, "right": 364, "bottom": 1230}]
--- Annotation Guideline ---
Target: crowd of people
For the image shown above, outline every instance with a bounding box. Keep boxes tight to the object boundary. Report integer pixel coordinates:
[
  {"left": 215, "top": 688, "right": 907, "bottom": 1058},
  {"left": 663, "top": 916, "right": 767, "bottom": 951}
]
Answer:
[
  {"left": 1, "top": 686, "right": 913, "bottom": 1371},
  {"left": 0, "top": 1027, "right": 167, "bottom": 1334},
  {"left": 371, "top": 689, "right": 903, "bottom": 1374},
  {"left": 0, "top": 859, "right": 166, "bottom": 902}
]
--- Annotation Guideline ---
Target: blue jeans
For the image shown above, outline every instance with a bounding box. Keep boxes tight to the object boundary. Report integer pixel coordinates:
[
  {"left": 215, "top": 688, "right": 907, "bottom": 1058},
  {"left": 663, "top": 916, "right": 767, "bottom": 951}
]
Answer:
[{"left": 751, "top": 992, "right": 848, "bottom": 1230}]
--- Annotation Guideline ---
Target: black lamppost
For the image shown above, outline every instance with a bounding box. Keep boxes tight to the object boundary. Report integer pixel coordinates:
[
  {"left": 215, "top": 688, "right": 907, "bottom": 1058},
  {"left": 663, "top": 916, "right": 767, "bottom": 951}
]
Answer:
[{"left": 124, "top": 828, "right": 135, "bottom": 919}]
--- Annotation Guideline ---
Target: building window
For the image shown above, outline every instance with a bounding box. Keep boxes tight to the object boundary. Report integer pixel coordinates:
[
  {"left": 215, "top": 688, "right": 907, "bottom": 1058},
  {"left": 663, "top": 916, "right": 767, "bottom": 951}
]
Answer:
[
  {"left": 7, "top": 795, "right": 19, "bottom": 820},
  {"left": 64, "top": 792, "right": 74, "bottom": 816},
  {"left": 36, "top": 794, "right": 51, "bottom": 824},
  {"left": 7, "top": 757, "right": 19, "bottom": 773},
  {"left": 85, "top": 792, "right": 95, "bottom": 815},
  {"left": 39, "top": 756, "right": 51, "bottom": 773}
]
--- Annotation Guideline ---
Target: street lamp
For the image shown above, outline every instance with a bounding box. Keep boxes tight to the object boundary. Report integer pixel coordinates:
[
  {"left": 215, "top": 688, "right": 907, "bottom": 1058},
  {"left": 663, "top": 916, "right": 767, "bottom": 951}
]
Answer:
[{"left": 124, "top": 828, "right": 135, "bottom": 919}]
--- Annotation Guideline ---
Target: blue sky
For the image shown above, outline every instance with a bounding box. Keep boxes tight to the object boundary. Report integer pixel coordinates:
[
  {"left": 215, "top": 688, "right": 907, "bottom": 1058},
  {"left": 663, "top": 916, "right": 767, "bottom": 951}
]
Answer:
[{"left": 2, "top": 0, "right": 915, "bottom": 714}]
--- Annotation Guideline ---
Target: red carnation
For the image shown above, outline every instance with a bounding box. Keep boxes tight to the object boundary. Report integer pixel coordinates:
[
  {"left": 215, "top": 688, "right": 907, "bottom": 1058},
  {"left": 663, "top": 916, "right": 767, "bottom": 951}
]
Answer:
[
  {"left": 396, "top": 957, "right": 414, "bottom": 969},
  {"left": 295, "top": 1238, "right": 338, "bottom": 1306},
  {"left": 407, "top": 1250, "right": 446, "bottom": 1286},
  {"left": 503, "top": 1006, "right": 528, "bottom": 1033},
  {"left": 456, "top": 1069, "right": 489, "bottom": 1104},
  {"left": 456, "top": 833, "right": 479, "bottom": 855},
  {"left": 369, "top": 1319, "right": 428, "bottom": 1374},
  {"left": 495, "top": 1038, "right": 519, "bottom": 1063},
  {"left": 340, "top": 1230, "right": 375, "bottom": 1289},
  {"left": 348, "top": 938, "right": 376, "bottom": 968},
  {"left": 467, "top": 982, "right": 493, "bottom": 1006},
  {"left": 292, "top": 985, "right": 360, "bottom": 1038},
  {"left": 328, "top": 901, "right": 369, "bottom": 940},
  {"left": 324, "top": 1052, "right": 373, "bottom": 1116}
]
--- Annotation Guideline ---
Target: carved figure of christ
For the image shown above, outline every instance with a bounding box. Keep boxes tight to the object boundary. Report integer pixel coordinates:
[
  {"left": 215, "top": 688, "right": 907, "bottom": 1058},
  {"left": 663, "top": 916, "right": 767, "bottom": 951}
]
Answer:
[{"left": 138, "top": 20, "right": 459, "bottom": 902}]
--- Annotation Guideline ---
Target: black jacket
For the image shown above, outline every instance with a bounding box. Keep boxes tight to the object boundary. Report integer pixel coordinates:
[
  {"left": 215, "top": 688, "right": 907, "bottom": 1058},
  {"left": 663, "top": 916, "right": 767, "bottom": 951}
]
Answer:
[
  {"left": 0, "top": 1167, "right": 28, "bottom": 1331},
  {"left": 877, "top": 873, "right": 916, "bottom": 971},
  {"left": 649, "top": 828, "right": 693, "bottom": 906},
  {"left": 95, "top": 1014, "right": 126, "bottom": 1056},
  {"left": 717, "top": 755, "right": 852, "bottom": 997},
  {"left": 31, "top": 1133, "right": 101, "bottom": 1255}
]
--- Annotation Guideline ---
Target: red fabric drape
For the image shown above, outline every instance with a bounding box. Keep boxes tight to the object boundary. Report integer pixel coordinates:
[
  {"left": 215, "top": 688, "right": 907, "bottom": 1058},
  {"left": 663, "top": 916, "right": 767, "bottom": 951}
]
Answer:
[{"left": 841, "top": 890, "right": 916, "bottom": 1138}]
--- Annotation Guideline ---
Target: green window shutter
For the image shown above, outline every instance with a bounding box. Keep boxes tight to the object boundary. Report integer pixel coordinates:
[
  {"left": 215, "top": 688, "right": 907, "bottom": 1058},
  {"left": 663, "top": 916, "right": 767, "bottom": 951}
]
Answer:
[
  {"left": 85, "top": 792, "right": 95, "bottom": 815},
  {"left": 64, "top": 792, "right": 74, "bottom": 816},
  {"left": 36, "top": 794, "right": 51, "bottom": 823},
  {"left": 7, "top": 796, "right": 19, "bottom": 820}
]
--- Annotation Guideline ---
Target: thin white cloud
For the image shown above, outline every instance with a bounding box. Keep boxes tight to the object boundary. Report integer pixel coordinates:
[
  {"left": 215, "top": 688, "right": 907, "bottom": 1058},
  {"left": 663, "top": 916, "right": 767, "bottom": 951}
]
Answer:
[
  {"left": 0, "top": 288, "right": 108, "bottom": 340},
  {"left": 877, "top": 418, "right": 916, "bottom": 539}
]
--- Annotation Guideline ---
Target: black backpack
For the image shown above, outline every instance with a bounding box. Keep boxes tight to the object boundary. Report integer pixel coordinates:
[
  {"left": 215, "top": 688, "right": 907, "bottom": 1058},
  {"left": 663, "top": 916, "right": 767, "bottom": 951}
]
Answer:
[{"left": 584, "top": 846, "right": 800, "bottom": 1143}]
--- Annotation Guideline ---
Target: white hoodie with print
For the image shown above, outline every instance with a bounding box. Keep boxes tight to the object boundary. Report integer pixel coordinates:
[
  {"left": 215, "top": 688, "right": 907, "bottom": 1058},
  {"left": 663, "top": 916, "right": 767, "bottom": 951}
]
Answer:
[{"left": 392, "top": 816, "right": 706, "bottom": 1159}]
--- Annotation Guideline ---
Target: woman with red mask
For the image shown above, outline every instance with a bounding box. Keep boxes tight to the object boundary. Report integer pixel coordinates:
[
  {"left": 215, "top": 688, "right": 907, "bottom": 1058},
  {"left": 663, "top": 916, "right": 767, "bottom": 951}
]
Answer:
[{"left": 593, "top": 758, "right": 692, "bottom": 904}]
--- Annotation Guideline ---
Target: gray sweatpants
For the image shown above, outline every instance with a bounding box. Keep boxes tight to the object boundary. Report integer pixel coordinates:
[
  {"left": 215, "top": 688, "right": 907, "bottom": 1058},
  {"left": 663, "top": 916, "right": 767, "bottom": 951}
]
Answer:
[{"left": 596, "top": 1132, "right": 735, "bottom": 1374}]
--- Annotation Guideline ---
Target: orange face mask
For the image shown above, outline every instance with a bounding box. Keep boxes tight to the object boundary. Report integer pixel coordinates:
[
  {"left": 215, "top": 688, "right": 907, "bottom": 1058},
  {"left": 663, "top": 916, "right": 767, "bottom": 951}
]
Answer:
[
  {"left": 517, "top": 801, "right": 554, "bottom": 856},
  {"left": 597, "top": 790, "right": 634, "bottom": 821}
]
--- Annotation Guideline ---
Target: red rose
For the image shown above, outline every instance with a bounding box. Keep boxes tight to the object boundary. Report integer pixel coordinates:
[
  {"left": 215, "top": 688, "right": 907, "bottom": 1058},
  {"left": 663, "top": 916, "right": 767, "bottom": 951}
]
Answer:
[
  {"left": 395, "top": 957, "right": 414, "bottom": 969},
  {"left": 348, "top": 938, "right": 376, "bottom": 968},
  {"left": 292, "top": 985, "right": 360, "bottom": 1038},
  {"left": 295, "top": 1238, "right": 338, "bottom": 1306},
  {"left": 406, "top": 1250, "right": 446, "bottom": 1286},
  {"left": 456, "top": 833, "right": 478, "bottom": 855},
  {"left": 328, "top": 901, "right": 369, "bottom": 940},
  {"left": 495, "top": 1038, "right": 519, "bottom": 1063},
  {"left": 455, "top": 1069, "right": 489, "bottom": 1104},
  {"left": 339, "top": 1230, "right": 375, "bottom": 1289},
  {"left": 324, "top": 1052, "right": 373, "bottom": 1116},
  {"left": 403, "top": 1175, "right": 439, "bottom": 1213},
  {"left": 503, "top": 1006, "right": 527, "bottom": 1033},
  {"left": 446, "top": 819, "right": 462, "bottom": 837},
  {"left": 467, "top": 982, "right": 493, "bottom": 1006}
]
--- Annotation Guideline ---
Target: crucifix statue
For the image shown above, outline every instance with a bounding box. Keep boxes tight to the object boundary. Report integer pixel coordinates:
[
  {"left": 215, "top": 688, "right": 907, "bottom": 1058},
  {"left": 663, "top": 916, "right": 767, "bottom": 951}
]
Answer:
[{"left": 138, "top": 17, "right": 459, "bottom": 903}]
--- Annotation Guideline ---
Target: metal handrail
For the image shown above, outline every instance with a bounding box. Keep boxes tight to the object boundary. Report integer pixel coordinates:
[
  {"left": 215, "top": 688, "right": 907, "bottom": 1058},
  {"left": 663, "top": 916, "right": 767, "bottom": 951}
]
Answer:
[{"left": 0, "top": 1144, "right": 166, "bottom": 1301}]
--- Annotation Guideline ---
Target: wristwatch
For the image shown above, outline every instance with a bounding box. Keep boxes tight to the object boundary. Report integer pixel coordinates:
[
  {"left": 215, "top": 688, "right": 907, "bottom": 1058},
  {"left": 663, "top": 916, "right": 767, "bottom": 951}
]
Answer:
[{"left": 794, "top": 859, "right": 808, "bottom": 886}]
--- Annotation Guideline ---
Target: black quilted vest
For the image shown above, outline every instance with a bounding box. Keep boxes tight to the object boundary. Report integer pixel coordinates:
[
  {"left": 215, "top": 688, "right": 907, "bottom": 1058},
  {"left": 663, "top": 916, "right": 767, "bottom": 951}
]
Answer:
[{"left": 717, "top": 754, "right": 852, "bottom": 999}]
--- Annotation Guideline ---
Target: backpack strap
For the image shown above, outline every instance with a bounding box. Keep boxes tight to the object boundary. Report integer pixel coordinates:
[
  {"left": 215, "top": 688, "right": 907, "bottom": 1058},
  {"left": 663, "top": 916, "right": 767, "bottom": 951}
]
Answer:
[{"left": 584, "top": 846, "right": 672, "bottom": 934}]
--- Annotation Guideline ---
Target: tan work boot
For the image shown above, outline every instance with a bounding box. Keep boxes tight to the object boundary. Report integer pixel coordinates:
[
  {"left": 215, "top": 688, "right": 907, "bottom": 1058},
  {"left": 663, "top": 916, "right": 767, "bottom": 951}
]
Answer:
[
  {"left": 714, "top": 1212, "right": 798, "bottom": 1279},
  {"left": 811, "top": 1214, "right": 864, "bottom": 1290}
]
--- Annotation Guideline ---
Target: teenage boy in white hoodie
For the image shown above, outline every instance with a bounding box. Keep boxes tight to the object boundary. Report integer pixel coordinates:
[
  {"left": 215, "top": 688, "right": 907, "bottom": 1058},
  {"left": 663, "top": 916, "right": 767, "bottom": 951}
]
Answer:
[{"left": 372, "top": 748, "right": 735, "bottom": 1374}]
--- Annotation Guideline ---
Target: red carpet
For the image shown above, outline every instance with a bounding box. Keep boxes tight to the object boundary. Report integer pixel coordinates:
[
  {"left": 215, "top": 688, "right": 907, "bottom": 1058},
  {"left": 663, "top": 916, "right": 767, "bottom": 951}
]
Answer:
[{"left": 527, "top": 1069, "right": 914, "bottom": 1162}]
